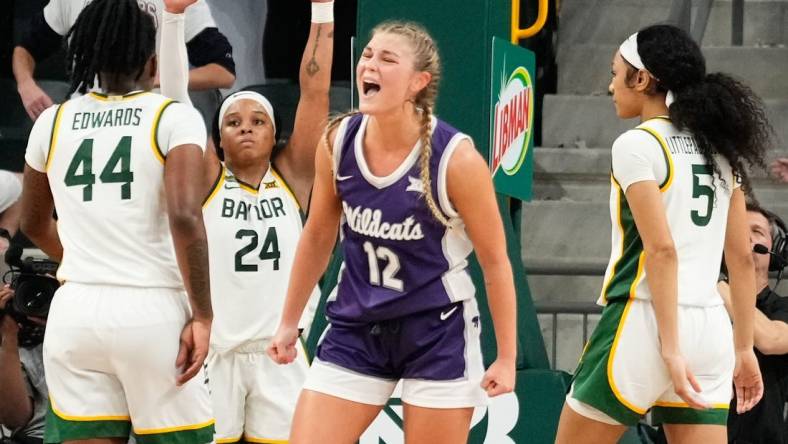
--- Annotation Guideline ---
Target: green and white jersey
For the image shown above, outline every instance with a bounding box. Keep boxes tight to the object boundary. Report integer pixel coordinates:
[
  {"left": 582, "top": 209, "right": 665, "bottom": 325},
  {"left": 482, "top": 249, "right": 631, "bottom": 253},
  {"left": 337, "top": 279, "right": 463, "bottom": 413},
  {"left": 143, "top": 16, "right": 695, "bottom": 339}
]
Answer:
[
  {"left": 203, "top": 165, "right": 319, "bottom": 350},
  {"left": 25, "top": 91, "right": 206, "bottom": 288},
  {"left": 599, "top": 117, "right": 737, "bottom": 307}
]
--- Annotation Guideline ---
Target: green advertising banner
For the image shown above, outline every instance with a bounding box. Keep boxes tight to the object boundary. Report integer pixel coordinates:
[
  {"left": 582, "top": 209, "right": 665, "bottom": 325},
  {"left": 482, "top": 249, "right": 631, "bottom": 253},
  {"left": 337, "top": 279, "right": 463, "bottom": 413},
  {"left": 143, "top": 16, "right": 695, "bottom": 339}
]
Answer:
[{"left": 489, "top": 37, "right": 535, "bottom": 201}]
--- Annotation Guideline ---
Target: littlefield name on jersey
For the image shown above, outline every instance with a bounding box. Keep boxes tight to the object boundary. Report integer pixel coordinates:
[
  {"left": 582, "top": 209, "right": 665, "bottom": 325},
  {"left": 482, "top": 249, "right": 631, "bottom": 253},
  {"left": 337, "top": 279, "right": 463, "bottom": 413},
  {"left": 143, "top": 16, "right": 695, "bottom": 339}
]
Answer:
[{"left": 343, "top": 202, "right": 424, "bottom": 241}]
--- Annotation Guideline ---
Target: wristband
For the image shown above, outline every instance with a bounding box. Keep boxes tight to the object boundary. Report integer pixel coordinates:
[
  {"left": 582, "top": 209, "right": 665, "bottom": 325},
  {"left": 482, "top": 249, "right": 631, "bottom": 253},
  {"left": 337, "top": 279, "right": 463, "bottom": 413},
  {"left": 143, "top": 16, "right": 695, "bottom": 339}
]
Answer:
[{"left": 311, "top": 1, "right": 334, "bottom": 24}]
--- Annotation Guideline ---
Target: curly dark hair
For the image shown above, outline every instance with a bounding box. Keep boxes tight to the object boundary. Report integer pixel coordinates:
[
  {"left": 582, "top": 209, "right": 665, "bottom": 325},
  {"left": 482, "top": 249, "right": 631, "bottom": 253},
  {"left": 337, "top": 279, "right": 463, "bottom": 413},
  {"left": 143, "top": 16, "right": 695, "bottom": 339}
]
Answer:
[
  {"left": 65, "top": 0, "right": 156, "bottom": 96},
  {"left": 635, "top": 24, "right": 774, "bottom": 192}
]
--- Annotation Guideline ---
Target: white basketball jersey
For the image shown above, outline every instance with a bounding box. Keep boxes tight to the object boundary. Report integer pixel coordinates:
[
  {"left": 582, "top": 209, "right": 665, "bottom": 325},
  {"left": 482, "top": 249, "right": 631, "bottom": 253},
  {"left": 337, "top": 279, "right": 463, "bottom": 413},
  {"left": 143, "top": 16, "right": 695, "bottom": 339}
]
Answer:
[
  {"left": 203, "top": 165, "right": 319, "bottom": 349},
  {"left": 25, "top": 91, "right": 206, "bottom": 288},
  {"left": 600, "top": 117, "right": 736, "bottom": 307}
]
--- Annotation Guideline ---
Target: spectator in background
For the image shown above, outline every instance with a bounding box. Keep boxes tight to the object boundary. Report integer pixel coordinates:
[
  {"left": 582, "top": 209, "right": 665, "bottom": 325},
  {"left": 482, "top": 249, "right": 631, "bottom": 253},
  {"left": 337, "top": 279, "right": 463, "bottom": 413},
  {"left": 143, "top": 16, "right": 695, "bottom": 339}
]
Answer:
[
  {"left": 770, "top": 158, "right": 788, "bottom": 183},
  {"left": 718, "top": 202, "right": 788, "bottom": 444},
  {"left": 12, "top": 0, "right": 235, "bottom": 121},
  {"left": 0, "top": 172, "right": 22, "bottom": 257},
  {"left": 0, "top": 286, "right": 47, "bottom": 444}
]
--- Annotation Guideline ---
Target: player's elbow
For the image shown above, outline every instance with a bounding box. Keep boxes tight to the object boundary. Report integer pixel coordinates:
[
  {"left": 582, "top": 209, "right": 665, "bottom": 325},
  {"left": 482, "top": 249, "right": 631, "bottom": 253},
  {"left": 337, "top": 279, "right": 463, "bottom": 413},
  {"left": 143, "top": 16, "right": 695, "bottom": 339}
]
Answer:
[
  {"left": 209, "top": 67, "right": 235, "bottom": 89},
  {"left": 726, "top": 249, "right": 755, "bottom": 277},
  {"left": 20, "top": 214, "right": 45, "bottom": 243},
  {"left": 755, "top": 324, "right": 788, "bottom": 355},
  {"left": 645, "top": 241, "right": 677, "bottom": 264},
  {"left": 168, "top": 206, "right": 203, "bottom": 235}
]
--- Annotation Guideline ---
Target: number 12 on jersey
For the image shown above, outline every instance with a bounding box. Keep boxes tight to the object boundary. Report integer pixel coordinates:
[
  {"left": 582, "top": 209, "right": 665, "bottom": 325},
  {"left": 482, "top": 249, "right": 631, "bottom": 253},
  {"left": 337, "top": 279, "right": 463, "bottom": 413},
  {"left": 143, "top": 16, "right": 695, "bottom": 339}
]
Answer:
[{"left": 363, "top": 241, "right": 404, "bottom": 291}]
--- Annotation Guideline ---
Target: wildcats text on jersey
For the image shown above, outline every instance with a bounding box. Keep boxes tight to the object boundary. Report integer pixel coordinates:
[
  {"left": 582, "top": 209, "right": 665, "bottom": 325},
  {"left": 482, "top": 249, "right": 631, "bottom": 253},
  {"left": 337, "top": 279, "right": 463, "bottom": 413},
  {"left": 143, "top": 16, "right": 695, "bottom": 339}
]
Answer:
[
  {"left": 342, "top": 202, "right": 424, "bottom": 241},
  {"left": 71, "top": 108, "right": 143, "bottom": 130}
]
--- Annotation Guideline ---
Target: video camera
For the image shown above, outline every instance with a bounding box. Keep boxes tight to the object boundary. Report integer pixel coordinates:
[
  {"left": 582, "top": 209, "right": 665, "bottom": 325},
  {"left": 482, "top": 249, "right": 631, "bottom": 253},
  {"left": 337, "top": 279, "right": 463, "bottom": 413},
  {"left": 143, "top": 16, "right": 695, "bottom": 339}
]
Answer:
[{"left": 1, "top": 246, "right": 59, "bottom": 347}]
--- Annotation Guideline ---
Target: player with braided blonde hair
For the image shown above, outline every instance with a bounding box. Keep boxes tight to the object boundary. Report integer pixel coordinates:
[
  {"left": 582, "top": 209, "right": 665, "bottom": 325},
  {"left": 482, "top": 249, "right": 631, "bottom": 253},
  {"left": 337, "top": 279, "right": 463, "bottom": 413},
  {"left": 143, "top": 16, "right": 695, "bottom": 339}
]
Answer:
[{"left": 268, "top": 21, "right": 516, "bottom": 443}]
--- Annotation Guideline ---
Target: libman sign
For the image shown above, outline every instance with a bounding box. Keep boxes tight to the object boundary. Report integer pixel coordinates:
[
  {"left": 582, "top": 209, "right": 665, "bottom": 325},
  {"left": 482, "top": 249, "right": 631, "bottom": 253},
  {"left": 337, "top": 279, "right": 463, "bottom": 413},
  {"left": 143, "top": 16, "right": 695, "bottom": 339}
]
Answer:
[{"left": 489, "top": 37, "right": 535, "bottom": 201}]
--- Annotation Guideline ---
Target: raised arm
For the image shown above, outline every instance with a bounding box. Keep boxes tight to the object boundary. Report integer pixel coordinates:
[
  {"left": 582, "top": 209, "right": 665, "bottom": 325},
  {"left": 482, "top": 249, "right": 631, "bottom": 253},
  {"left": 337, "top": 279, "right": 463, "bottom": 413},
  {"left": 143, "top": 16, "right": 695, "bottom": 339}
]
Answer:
[
  {"left": 275, "top": 0, "right": 335, "bottom": 208},
  {"left": 447, "top": 139, "right": 516, "bottom": 397},
  {"left": 268, "top": 131, "right": 342, "bottom": 364},
  {"left": 159, "top": 0, "right": 195, "bottom": 105}
]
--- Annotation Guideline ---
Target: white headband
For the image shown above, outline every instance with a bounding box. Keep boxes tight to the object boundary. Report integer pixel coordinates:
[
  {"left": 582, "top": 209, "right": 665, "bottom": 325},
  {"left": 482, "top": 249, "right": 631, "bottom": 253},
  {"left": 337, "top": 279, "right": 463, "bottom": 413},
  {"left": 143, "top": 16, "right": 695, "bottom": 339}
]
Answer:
[
  {"left": 618, "top": 32, "right": 675, "bottom": 107},
  {"left": 218, "top": 91, "right": 276, "bottom": 134}
]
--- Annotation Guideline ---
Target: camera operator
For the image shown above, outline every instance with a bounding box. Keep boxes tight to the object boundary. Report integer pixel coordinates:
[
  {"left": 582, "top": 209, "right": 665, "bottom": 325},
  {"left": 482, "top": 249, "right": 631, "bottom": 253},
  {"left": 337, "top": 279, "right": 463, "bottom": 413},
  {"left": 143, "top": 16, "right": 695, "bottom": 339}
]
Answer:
[
  {"left": 718, "top": 201, "right": 788, "bottom": 444},
  {"left": 0, "top": 285, "right": 46, "bottom": 444}
]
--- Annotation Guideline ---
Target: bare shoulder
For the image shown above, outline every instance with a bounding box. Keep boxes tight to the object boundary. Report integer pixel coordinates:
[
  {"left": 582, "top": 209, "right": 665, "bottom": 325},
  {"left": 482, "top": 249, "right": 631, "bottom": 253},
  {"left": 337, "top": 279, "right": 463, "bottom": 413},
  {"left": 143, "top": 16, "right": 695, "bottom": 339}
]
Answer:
[{"left": 447, "top": 137, "right": 488, "bottom": 175}]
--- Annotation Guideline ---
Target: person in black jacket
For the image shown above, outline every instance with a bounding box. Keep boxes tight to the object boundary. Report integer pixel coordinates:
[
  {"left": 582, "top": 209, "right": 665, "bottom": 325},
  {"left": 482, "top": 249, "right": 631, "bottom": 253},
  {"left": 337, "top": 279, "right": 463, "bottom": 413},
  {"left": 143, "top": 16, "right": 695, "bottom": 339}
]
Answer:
[{"left": 718, "top": 201, "right": 788, "bottom": 444}]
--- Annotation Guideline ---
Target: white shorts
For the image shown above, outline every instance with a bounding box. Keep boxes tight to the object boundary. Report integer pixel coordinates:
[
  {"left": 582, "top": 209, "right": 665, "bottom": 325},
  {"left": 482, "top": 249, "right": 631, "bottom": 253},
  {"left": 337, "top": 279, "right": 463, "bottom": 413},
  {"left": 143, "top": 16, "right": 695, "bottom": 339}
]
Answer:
[
  {"left": 207, "top": 339, "right": 309, "bottom": 443},
  {"left": 43, "top": 283, "right": 214, "bottom": 444},
  {"left": 303, "top": 299, "right": 488, "bottom": 409},
  {"left": 569, "top": 298, "right": 734, "bottom": 426}
]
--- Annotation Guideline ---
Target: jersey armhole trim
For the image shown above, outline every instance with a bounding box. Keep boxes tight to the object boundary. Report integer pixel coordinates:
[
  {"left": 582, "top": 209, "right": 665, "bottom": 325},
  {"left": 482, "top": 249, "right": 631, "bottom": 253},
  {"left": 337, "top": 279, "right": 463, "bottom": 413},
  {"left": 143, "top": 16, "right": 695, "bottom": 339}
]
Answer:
[
  {"left": 437, "top": 133, "right": 470, "bottom": 219},
  {"left": 270, "top": 165, "right": 303, "bottom": 216},
  {"left": 633, "top": 126, "right": 674, "bottom": 192},
  {"left": 202, "top": 165, "right": 225, "bottom": 208},
  {"left": 331, "top": 116, "right": 352, "bottom": 180},
  {"left": 151, "top": 99, "right": 176, "bottom": 165},
  {"left": 45, "top": 103, "right": 66, "bottom": 172}
]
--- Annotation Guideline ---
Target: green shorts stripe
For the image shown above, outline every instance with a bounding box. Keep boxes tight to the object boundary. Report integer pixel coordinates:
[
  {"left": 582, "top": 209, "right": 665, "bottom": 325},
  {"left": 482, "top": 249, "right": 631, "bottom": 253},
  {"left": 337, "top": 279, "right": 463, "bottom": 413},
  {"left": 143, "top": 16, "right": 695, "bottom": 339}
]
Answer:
[
  {"left": 652, "top": 405, "right": 729, "bottom": 425},
  {"left": 134, "top": 423, "right": 215, "bottom": 444},
  {"left": 570, "top": 299, "right": 644, "bottom": 426},
  {"left": 45, "top": 404, "right": 131, "bottom": 443}
]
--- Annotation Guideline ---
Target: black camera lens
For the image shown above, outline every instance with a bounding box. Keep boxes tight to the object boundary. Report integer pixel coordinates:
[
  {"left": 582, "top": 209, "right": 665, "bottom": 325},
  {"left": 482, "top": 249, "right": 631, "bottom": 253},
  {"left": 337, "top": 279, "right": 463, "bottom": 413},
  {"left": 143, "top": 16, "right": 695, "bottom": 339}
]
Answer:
[{"left": 13, "top": 276, "right": 58, "bottom": 318}]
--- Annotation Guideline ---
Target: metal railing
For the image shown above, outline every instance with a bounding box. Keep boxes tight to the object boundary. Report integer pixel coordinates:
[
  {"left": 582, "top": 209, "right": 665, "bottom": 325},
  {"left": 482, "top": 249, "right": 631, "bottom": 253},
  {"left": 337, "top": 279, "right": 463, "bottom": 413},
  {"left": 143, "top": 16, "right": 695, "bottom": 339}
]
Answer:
[
  {"left": 511, "top": 0, "right": 549, "bottom": 43},
  {"left": 669, "top": 0, "right": 746, "bottom": 45},
  {"left": 535, "top": 301, "right": 602, "bottom": 369}
]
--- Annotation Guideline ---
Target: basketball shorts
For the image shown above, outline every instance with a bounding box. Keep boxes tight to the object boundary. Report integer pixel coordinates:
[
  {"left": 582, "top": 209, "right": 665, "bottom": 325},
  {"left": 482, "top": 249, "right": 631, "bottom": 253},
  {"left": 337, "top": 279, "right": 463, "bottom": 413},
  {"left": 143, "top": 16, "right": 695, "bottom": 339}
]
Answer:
[
  {"left": 568, "top": 298, "right": 734, "bottom": 426},
  {"left": 207, "top": 339, "right": 310, "bottom": 443},
  {"left": 43, "top": 282, "right": 214, "bottom": 444},
  {"left": 303, "top": 298, "right": 488, "bottom": 409}
]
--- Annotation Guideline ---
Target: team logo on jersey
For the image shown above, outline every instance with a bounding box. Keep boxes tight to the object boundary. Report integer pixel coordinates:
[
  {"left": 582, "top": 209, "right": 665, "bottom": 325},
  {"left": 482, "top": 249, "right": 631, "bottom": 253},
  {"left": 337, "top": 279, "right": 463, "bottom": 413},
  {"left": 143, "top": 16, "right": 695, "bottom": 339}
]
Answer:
[
  {"left": 405, "top": 176, "right": 424, "bottom": 194},
  {"left": 342, "top": 203, "right": 424, "bottom": 241},
  {"left": 490, "top": 66, "right": 534, "bottom": 176},
  {"left": 264, "top": 181, "right": 278, "bottom": 189}
]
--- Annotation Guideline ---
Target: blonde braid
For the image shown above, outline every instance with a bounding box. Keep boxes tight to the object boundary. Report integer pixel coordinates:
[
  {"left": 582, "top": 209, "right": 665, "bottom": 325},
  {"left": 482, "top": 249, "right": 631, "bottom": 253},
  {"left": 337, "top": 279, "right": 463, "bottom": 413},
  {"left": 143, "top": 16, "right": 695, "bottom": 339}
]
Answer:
[
  {"left": 372, "top": 21, "right": 450, "bottom": 227},
  {"left": 417, "top": 103, "right": 451, "bottom": 227},
  {"left": 323, "top": 110, "right": 360, "bottom": 175}
]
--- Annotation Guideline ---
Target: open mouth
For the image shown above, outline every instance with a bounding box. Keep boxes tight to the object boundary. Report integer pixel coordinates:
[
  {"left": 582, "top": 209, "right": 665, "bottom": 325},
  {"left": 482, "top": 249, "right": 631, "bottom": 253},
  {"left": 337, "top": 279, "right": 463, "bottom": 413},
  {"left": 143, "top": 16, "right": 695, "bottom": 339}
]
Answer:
[{"left": 362, "top": 80, "right": 381, "bottom": 97}]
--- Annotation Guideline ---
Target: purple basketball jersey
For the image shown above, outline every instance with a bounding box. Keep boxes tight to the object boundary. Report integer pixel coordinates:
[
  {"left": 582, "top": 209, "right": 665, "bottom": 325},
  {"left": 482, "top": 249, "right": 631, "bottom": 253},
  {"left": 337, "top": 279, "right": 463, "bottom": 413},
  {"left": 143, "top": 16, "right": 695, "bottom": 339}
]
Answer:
[{"left": 327, "top": 114, "right": 476, "bottom": 326}]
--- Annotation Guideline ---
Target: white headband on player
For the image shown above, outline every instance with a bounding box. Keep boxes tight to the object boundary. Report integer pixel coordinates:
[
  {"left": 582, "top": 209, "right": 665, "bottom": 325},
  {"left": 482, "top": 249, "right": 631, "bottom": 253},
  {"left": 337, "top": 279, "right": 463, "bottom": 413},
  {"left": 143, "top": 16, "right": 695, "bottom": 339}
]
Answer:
[
  {"left": 619, "top": 32, "right": 675, "bottom": 107},
  {"left": 218, "top": 91, "right": 276, "bottom": 134}
]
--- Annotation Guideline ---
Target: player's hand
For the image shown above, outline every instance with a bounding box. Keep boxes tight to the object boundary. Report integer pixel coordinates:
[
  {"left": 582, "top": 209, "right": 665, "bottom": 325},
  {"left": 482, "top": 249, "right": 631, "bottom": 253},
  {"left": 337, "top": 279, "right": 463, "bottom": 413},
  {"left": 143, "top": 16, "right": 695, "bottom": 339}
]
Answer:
[
  {"left": 175, "top": 317, "right": 211, "bottom": 385},
  {"left": 0, "top": 237, "right": 9, "bottom": 257},
  {"left": 0, "top": 286, "right": 19, "bottom": 341},
  {"left": 163, "top": 0, "right": 198, "bottom": 14},
  {"left": 17, "top": 79, "right": 54, "bottom": 121},
  {"left": 662, "top": 353, "right": 710, "bottom": 410},
  {"left": 770, "top": 158, "right": 788, "bottom": 183},
  {"left": 733, "top": 348, "right": 763, "bottom": 413},
  {"left": 481, "top": 358, "right": 515, "bottom": 397},
  {"left": 266, "top": 324, "right": 300, "bottom": 364}
]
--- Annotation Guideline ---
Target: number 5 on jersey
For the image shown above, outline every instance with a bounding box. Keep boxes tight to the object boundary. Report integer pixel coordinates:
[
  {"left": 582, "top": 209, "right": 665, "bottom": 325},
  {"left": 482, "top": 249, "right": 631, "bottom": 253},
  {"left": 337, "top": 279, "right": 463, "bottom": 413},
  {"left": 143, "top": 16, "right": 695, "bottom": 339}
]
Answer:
[{"left": 64, "top": 136, "right": 134, "bottom": 201}]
